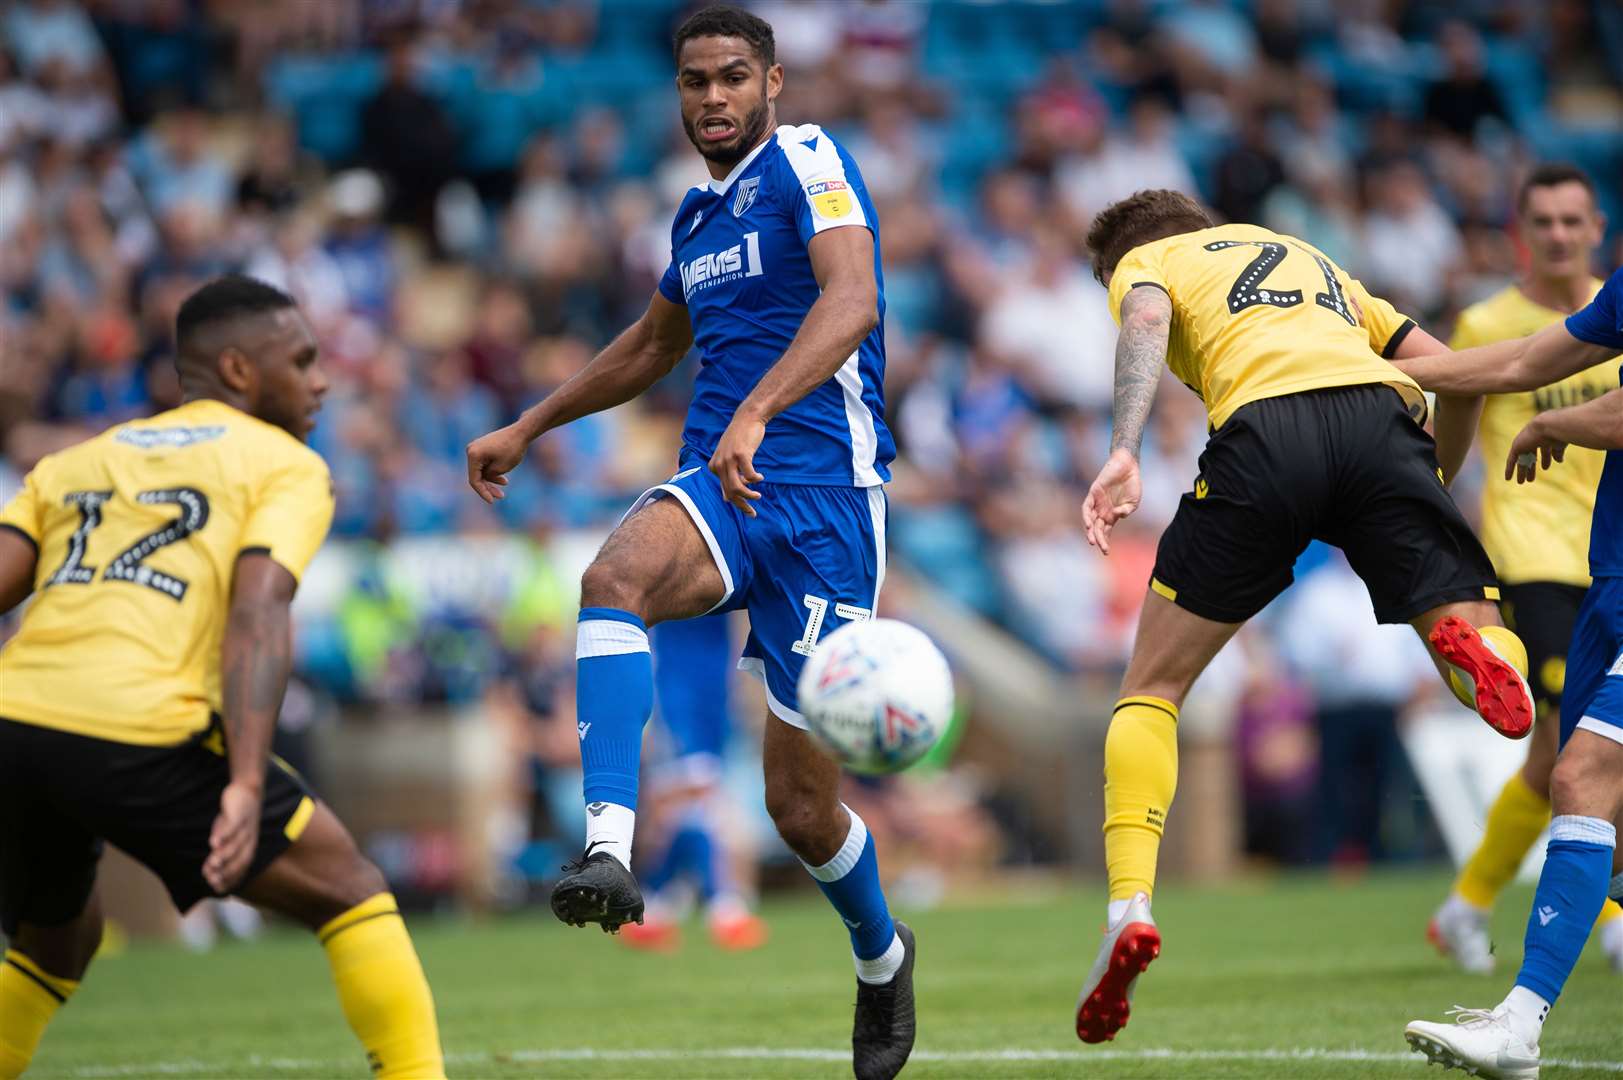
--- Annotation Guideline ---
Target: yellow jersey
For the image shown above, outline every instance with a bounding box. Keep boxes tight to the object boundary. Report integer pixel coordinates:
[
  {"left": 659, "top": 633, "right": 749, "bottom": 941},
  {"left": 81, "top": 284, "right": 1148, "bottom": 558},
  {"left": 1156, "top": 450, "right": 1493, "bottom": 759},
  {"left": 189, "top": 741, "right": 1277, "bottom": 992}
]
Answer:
[
  {"left": 1453, "top": 281, "right": 1616, "bottom": 586},
  {"left": 1108, "top": 223, "right": 1425, "bottom": 429},
  {"left": 0, "top": 399, "right": 334, "bottom": 745}
]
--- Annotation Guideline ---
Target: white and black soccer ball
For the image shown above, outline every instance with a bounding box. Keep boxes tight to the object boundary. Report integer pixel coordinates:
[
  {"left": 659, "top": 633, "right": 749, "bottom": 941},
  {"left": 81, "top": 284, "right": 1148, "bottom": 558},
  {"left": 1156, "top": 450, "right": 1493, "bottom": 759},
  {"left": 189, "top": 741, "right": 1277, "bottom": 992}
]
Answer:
[{"left": 797, "top": 618, "right": 953, "bottom": 775}]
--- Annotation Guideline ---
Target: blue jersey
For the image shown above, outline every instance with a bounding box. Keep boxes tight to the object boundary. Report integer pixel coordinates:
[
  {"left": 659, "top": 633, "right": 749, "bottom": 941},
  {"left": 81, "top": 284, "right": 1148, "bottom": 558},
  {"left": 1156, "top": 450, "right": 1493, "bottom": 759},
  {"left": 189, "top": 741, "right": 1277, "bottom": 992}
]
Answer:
[
  {"left": 1565, "top": 267, "right": 1623, "bottom": 577},
  {"left": 658, "top": 124, "right": 893, "bottom": 488}
]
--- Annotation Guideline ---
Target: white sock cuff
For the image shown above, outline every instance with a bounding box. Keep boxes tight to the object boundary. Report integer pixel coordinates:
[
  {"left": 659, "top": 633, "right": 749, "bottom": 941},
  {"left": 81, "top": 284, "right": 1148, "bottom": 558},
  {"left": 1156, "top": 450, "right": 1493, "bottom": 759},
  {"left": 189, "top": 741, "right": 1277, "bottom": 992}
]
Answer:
[
  {"left": 854, "top": 931, "right": 905, "bottom": 984},
  {"left": 802, "top": 805, "right": 868, "bottom": 883},
  {"left": 1549, "top": 815, "right": 1618, "bottom": 847},
  {"left": 1610, "top": 871, "right": 1623, "bottom": 903},
  {"left": 577, "top": 618, "right": 650, "bottom": 659}
]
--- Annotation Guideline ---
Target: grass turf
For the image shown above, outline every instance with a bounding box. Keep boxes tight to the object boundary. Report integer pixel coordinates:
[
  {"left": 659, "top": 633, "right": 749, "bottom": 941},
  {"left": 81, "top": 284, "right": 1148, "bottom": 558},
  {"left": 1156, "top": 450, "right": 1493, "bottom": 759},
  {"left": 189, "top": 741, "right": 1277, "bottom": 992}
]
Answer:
[{"left": 25, "top": 868, "right": 1623, "bottom": 1079}]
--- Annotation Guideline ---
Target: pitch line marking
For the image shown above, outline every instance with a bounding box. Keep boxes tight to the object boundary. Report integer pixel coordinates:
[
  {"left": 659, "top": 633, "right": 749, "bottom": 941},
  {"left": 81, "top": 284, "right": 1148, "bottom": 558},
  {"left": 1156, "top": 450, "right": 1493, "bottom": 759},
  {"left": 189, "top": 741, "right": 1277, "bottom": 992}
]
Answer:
[{"left": 59, "top": 1046, "right": 1623, "bottom": 1076}]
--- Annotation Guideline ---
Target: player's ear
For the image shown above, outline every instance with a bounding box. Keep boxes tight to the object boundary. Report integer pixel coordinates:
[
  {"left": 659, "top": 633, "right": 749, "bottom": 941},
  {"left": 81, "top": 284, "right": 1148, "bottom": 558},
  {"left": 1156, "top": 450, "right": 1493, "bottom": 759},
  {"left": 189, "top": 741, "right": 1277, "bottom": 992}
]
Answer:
[
  {"left": 218, "top": 346, "right": 258, "bottom": 397},
  {"left": 766, "top": 62, "right": 783, "bottom": 101}
]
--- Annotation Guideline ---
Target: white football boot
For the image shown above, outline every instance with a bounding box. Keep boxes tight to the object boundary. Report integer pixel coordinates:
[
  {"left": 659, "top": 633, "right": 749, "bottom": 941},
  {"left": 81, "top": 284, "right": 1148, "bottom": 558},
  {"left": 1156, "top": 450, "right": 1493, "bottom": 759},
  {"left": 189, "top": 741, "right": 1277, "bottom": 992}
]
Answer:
[
  {"left": 1075, "top": 892, "right": 1160, "bottom": 1043},
  {"left": 1428, "top": 895, "right": 1495, "bottom": 974},
  {"left": 1406, "top": 1006, "right": 1540, "bottom": 1080}
]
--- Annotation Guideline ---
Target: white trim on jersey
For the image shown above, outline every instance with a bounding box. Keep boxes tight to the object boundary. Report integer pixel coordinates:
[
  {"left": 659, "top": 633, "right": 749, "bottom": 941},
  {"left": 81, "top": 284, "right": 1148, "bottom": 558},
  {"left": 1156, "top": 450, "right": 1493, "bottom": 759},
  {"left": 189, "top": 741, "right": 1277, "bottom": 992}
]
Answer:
[
  {"left": 835, "top": 349, "right": 883, "bottom": 487},
  {"left": 738, "top": 655, "right": 809, "bottom": 729},
  {"left": 705, "top": 134, "right": 775, "bottom": 196},
  {"left": 1576, "top": 715, "right": 1623, "bottom": 746},
  {"left": 776, "top": 124, "right": 871, "bottom": 234}
]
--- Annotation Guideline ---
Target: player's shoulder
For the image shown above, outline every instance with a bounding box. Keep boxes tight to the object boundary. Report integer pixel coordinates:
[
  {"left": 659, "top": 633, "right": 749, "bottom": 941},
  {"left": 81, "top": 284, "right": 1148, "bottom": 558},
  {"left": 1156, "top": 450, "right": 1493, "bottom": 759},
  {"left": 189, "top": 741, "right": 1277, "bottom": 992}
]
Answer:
[
  {"left": 1456, "top": 284, "right": 1524, "bottom": 331},
  {"left": 771, "top": 123, "right": 856, "bottom": 180},
  {"left": 1597, "top": 266, "right": 1623, "bottom": 304}
]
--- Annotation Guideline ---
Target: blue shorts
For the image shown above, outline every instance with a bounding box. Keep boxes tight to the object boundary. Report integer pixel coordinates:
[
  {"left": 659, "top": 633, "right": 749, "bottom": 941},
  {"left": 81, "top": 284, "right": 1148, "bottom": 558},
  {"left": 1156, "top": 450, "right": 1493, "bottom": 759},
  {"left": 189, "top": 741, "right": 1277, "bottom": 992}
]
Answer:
[
  {"left": 1558, "top": 575, "right": 1623, "bottom": 749},
  {"left": 651, "top": 613, "right": 734, "bottom": 784},
  {"left": 627, "top": 455, "right": 886, "bottom": 729}
]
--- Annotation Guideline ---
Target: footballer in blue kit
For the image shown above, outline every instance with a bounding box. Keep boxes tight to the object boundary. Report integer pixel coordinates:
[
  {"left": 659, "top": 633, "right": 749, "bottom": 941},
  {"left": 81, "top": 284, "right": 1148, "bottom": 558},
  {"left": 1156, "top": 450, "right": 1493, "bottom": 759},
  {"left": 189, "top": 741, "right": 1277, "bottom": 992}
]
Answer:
[
  {"left": 1397, "top": 266, "right": 1623, "bottom": 1079},
  {"left": 466, "top": 7, "right": 915, "bottom": 1077}
]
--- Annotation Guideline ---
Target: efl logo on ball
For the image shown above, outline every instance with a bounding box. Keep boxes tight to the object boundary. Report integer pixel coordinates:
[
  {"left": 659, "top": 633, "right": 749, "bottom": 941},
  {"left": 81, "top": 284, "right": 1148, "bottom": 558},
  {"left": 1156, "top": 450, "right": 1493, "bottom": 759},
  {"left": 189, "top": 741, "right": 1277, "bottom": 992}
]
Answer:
[{"left": 797, "top": 618, "right": 953, "bottom": 775}]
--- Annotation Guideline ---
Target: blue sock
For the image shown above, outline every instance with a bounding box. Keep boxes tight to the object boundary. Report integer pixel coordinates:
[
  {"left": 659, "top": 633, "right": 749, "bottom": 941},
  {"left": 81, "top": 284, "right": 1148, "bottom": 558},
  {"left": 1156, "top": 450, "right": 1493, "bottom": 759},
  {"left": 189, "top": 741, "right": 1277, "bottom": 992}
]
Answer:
[
  {"left": 643, "top": 827, "right": 685, "bottom": 896},
  {"left": 802, "top": 806, "right": 899, "bottom": 979},
  {"left": 1514, "top": 815, "right": 1616, "bottom": 1005},
  {"left": 576, "top": 608, "right": 653, "bottom": 865}
]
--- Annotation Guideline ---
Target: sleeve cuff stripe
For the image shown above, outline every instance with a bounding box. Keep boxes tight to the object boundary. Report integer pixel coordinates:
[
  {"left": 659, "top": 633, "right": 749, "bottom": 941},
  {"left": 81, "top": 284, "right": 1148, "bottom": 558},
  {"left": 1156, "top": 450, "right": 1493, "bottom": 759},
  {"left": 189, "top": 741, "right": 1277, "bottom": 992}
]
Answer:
[
  {"left": 1382, "top": 318, "right": 1417, "bottom": 359},
  {"left": 1132, "top": 281, "right": 1170, "bottom": 295},
  {"left": 0, "top": 523, "right": 38, "bottom": 555}
]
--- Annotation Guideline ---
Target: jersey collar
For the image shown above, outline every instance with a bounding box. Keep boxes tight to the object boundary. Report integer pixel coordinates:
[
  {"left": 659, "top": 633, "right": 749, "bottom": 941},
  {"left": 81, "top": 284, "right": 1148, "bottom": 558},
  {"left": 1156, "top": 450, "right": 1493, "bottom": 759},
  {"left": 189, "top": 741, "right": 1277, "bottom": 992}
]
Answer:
[{"left": 705, "top": 131, "right": 774, "bottom": 196}]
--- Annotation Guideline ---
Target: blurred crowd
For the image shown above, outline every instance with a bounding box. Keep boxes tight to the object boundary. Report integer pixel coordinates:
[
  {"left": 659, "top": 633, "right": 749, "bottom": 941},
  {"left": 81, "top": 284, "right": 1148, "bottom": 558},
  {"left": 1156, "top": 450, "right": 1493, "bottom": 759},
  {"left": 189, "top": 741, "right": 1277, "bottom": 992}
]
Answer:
[{"left": 4, "top": 0, "right": 1622, "bottom": 882}]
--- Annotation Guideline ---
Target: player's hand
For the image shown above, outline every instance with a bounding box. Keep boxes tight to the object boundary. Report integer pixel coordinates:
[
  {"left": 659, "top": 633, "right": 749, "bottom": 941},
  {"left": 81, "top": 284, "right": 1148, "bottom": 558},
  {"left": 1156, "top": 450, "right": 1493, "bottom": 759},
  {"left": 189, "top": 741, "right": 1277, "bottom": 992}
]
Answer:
[
  {"left": 204, "top": 781, "right": 262, "bottom": 894},
  {"left": 465, "top": 423, "right": 530, "bottom": 503},
  {"left": 1082, "top": 448, "right": 1142, "bottom": 555},
  {"left": 710, "top": 413, "right": 766, "bottom": 517},
  {"left": 1505, "top": 419, "right": 1566, "bottom": 484}
]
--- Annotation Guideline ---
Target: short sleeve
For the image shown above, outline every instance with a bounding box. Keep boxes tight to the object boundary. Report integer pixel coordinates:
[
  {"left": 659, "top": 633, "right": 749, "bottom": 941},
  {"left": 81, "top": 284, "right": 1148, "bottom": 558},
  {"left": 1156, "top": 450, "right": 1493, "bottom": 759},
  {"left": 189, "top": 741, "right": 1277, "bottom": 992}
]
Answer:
[
  {"left": 778, "top": 130, "right": 871, "bottom": 246},
  {"left": 0, "top": 466, "right": 44, "bottom": 551},
  {"left": 658, "top": 258, "right": 686, "bottom": 306},
  {"left": 1345, "top": 276, "right": 1416, "bottom": 358},
  {"left": 240, "top": 448, "right": 334, "bottom": 584},
  {"left": 1566, "top": 269, "right": 1623, "bottom": 349},
  {"left": 1107, "top": 245, "right": 1168, "bottom": 324}
]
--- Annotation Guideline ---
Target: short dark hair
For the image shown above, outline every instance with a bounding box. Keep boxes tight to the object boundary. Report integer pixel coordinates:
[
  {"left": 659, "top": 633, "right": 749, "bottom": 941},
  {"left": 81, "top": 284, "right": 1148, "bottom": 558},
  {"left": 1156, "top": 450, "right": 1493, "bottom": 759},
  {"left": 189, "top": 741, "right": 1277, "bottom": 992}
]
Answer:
[
  {"left": 1085, "top": 189, "right": 1215, "bottom": 284},
  {"left": 1517, "top": 162, "right": 1597, "bottom": 214},
  {"left": 175, "top": 275, "right": 296, "bottom": 354},
  {"left": 673, "top": 5, "right": 775, "bottom": 69}
]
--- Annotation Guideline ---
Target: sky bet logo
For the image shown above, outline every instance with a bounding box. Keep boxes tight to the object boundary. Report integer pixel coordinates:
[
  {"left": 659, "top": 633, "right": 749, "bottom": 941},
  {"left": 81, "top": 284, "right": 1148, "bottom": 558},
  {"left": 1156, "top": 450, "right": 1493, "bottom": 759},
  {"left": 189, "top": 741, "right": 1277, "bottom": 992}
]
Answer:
[{"left": 681, "top": 231, "right": 762, "bottom": 299}]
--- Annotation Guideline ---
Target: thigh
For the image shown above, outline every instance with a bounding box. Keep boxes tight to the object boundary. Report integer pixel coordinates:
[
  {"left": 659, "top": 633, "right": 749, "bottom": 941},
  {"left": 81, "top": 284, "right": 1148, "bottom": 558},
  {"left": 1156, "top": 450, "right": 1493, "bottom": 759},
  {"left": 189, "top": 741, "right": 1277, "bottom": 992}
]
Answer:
[
  {"left": 599, "top": 464, "right": 742, "bottom": 623},
  {"left": 0, "top": 720, "right": 102, "bottom": 937},
  {"left": 1560, "top": 579, "right": 1623, "bottom": 749},
  {"left": 739, "top": 484, "right": 885, "bottom": 727},
  {"left": 1334, "top": 389, "right": 1499, "bottom": 624},
  {"left": 238, "top": 800, "right": 384, "bottom": 930},
  {"left": 1150, "top": 407, "right": 1314, "bottom": 624},
  {"left": 1501, "top": 582, "right": 1588, "bottom": 715},
  {"left": 1120, "top": 589, "right": 1243, "bottom": 704}
]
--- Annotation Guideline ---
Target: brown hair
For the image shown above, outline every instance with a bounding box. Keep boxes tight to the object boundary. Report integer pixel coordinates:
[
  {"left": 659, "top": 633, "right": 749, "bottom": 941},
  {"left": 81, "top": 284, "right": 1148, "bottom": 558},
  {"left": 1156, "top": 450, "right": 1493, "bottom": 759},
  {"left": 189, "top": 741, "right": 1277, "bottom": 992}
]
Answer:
[
  {"left": 1086, "top": 189, "right": 1215, "bottom": 284},
  {"left": 1516, "top": 162, "right": 1597, "bottom": 214}
]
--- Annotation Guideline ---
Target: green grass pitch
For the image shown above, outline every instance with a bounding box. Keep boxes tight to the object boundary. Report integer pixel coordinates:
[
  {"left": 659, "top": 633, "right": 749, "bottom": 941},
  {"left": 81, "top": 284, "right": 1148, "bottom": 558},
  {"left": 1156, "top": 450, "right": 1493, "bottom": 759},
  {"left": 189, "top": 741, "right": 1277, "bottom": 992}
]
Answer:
[{"left": 27, "top": 869, "right": 1623, "bottom": 1079}]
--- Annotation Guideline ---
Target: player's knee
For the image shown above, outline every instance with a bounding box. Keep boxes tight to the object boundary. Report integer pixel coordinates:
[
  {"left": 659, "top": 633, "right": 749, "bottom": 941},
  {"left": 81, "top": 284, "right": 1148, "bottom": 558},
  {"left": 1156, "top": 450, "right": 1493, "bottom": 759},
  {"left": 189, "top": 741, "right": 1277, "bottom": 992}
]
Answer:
[
  {"left": 297, "top": 858, "right": 389, "bottom": 931},
  {"left": 765, "top": 795, "right": 840, "bottom": 861},
  {"left": 579, "top": 558, "right": 646, "bottom": 617},
  {"left": 1548, "top": 747, "right": 1611, "bottom": 816}
]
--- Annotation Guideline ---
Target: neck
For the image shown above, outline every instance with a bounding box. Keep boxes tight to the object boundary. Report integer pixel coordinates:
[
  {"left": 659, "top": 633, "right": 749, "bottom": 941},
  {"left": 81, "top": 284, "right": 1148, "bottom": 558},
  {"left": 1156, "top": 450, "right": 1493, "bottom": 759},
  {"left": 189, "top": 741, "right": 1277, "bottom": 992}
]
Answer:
[
  {"left": 1520, "top": 271, "right": 1592, "bottom": 314},
  {"left": 705, "top": 121, "right": 774, "bottom": 181},
  {"left": 180, "top": 387, "right": 247, "bottom": 413}
]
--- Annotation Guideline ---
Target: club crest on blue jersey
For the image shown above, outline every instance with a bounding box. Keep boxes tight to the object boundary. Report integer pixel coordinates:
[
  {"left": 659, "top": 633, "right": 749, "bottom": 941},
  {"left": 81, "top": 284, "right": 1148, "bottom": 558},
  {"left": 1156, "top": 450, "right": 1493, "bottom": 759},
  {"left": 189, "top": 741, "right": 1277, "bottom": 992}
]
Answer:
[{"left": 732, "top": 176, "right": 759, "bottom": 218}]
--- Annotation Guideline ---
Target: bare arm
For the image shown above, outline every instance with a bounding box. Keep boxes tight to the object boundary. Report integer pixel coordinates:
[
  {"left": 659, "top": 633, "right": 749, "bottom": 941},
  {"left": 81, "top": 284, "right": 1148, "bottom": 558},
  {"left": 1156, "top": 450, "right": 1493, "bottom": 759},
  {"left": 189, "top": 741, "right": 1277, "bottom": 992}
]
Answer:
[
  {"left": 708, "top": 226, "right": 880, "bottom": 514},
  {"left": 514, "top": 292, "right": 693, "bottom": 441},
  {"left": 0, "top": 529, "right": 36, "bottom": 614},
  {"left": 204, "top": 552, "right": 297, "bottom": 892},
  {"left": 1506, "top": 387, "right": 1623, "bottom": 483},
  {"left": 1395, "top": 321, "right": 1615, "bottom": 396},
  {"left": 1108, "top": 285, "right": 1174, "bottom": 457},
  {"left": 466, "top": 292, "right": 693, "bottom": 502},
  {"left": 1081, "top": 284, "right": 1172, "bottom": 553},
  {"left": 1391, "top": 323, "right": 1483, "bottom": 485}
]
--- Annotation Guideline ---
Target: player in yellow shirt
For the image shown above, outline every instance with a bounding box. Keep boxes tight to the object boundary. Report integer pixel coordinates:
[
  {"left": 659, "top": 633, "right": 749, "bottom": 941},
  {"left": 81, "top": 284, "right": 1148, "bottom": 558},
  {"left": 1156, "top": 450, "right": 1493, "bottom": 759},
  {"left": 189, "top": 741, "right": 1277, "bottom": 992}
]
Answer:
[
  {"left": 0, "top": 277, "right": 443, "bottom": 1079},
  {"left": 1073, "top": 190, "right": 1535, "bottom": 1044},
  {"left": 1426, "top": 164, "right": 1623, "bottom": 975}
]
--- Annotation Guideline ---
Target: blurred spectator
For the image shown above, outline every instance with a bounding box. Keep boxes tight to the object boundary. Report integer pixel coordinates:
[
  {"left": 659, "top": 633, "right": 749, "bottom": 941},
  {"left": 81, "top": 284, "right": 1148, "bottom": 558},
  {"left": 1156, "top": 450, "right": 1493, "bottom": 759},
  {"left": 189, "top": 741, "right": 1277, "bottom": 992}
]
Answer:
[
  {"left": 131, "top": 107, "right": 234, "bottom": 217},
  {"left": 1211, "top": 106, "right": 1285, "bottom": 226},
  {"left": 362, "top": 33, "right": 459, "bottom": 240},
  {"left": 4, "top": 0, "right": 105, "bottom": 77},
  {"left": 1423, "top": 21, "right": 1509, "bottom": 141},
  {"left": 1358, "top": 160, "right": 1463, "bottom": 318},
  {"left": 324, "top": 169, "right": 398, "bottom": 325}
]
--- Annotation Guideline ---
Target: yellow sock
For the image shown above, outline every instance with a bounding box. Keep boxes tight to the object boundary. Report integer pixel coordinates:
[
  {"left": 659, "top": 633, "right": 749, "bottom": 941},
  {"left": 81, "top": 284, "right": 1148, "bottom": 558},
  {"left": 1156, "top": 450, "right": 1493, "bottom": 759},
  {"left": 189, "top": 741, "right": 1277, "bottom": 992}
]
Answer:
[
  {"left": 1446, "top": 625, "right": 1529, "bottom": 710},
  {"left": 1103, "top": 696, "right": 1179, "bottom": 902},
  {"left": 1455, "top": 773, "right": 1550, "bottom": 909},
  {"left": 1596, "top": 899, "right": 1622, "bottom": 928},
  {"left": 319, "top": 893, "right": 445, "bottom": 1080},
  {"left": 1, "top": 950, "right": 78, "bottom": 1080}
]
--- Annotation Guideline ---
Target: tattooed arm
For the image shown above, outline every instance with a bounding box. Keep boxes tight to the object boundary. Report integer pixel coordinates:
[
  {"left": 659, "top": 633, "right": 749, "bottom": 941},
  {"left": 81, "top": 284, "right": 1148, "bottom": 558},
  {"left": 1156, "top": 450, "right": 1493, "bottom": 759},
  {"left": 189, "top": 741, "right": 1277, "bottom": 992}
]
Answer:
[
  {"left": 1084, "top": 285, "right": 1173, "bottom": 553},
  {"left": 203, "top": 552, "right": 298, "bottom": 893}
]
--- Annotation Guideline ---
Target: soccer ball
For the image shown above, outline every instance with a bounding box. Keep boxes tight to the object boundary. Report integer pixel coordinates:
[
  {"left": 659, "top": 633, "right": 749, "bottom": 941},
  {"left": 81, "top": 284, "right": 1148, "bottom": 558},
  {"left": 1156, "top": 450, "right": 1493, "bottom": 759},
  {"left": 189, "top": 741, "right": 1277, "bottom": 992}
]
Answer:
[{"left": 797, "top": 618, "right": 953, "bottom": 775}]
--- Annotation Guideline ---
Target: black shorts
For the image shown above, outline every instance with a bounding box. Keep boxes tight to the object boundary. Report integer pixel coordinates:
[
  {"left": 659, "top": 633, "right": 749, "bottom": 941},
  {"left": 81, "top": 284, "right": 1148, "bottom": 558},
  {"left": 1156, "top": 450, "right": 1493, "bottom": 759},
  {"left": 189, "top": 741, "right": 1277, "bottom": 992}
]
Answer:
[
  {"left": 1500, "top": 581, "right": 1588, "bottom": 712},
  {"left": 0, "top": 716, "right": 314, "bottom": 935},
  {"left": 1151, "top": 384, "right": 1499, "bottom": 624}
]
